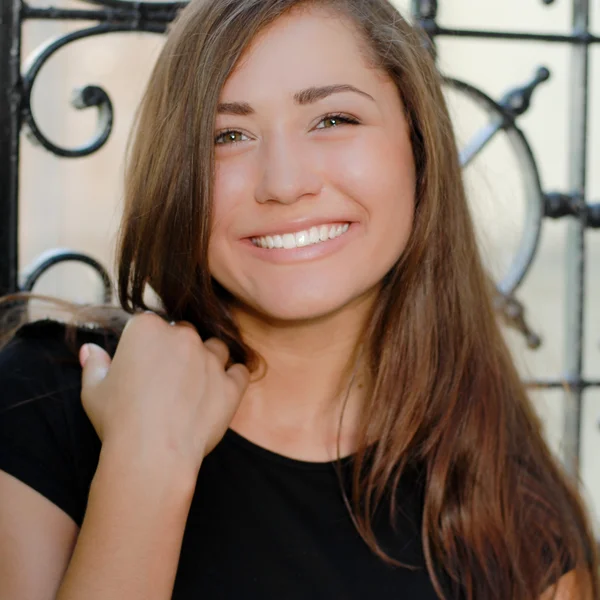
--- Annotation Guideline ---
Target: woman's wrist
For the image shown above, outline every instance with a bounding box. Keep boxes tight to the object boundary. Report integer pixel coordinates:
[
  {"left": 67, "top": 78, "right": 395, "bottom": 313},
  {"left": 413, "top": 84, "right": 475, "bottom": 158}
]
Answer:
[{"left": 94, "top": 437, "right": 199, "bottom": 506}]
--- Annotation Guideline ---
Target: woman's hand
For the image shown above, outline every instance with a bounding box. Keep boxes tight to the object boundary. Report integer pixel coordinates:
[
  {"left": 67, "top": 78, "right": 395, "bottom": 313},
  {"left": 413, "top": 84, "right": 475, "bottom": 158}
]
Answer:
[{"left": 79, "top": 312, "right": 250, "bottom": 474}]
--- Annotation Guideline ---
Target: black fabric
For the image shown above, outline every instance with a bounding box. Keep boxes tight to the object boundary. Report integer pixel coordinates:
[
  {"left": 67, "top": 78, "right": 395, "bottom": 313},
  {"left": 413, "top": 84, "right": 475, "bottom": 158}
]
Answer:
[
  {"left": 0, "top": 320, "right": 575, "bottom": 599},
  {"left": 0, "top": 320, "right": 114, "bottom": 526}
]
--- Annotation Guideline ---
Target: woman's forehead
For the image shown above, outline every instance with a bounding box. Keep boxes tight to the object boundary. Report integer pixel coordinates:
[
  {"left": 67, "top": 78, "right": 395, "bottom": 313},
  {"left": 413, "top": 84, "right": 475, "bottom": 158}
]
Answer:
[{"left": 220, "top": 8, "right": 374, "bottom": 100}]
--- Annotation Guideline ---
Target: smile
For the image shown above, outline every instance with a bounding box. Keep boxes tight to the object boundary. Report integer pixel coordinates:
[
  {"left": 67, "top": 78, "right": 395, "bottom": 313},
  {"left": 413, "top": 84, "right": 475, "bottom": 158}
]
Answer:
[{"left": 251, "top": 222, "right": 350, "bottom": 249}]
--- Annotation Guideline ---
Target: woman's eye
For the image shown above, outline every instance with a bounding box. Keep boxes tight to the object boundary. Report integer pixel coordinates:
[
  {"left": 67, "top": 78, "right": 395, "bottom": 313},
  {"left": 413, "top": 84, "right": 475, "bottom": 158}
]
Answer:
[
  {"left": 315, "top": 114, "right": 360, "bottom": 129},
  {"left": 215, "top": 130, "right": 249, "bottom": 145}
]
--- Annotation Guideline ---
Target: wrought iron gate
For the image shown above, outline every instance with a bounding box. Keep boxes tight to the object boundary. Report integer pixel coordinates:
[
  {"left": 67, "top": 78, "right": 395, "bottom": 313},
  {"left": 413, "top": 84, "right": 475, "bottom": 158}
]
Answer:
[{"left": 0, "top": 0, "right": 598, "bottom": 477}]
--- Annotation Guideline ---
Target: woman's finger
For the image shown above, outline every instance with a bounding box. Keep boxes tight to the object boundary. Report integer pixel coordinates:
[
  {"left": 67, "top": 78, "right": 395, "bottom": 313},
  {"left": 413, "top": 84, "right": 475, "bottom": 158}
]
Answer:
[
  {"left": 203, "top": 338, "right": 230, "bottom": 366},
  {"left": 170, "top": 319, "right": 197, "bottom": 331},
  {"left": 225, "top": 362, "right": 250, "bottom": 395}
]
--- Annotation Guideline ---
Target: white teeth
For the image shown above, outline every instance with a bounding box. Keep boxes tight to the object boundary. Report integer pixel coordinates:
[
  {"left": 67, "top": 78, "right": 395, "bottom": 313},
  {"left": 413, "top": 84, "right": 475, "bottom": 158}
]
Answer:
[
  {"left": 309, "top": 226, "right": 320, "bottom": 244},
  {"left": 282, "top": 233, "right": 296, "bottom": 249},
  {"left": 295, "top": 230, "right": 310, "bottom": 247},
  {"left": 252, "top": 222, "right": 351, "bottom": 249}
]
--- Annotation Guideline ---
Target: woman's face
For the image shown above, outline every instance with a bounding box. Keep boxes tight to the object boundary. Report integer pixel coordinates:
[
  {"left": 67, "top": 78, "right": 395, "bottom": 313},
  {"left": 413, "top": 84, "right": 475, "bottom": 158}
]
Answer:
[{"left": 208, "top": 7, "right": 415, "bottom": 322}]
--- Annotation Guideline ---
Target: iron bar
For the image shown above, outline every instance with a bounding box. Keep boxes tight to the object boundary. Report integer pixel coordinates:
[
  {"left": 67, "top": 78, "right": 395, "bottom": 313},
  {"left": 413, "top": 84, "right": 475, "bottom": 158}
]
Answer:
[
  {"left": 77, "top": 0, "right": 185, "bottom": 10},
  {"left": 23, "top": 5, "right": 181, "bottom": 25},
  {"left": 544, "top": 193, "right": 600, "bottom": 228},
  {"left": 562, "top": 0, "right": 590, "bottom": 477},
  {"left": 424, "top": 25, "right": 599, "bottom": 45},
  {"left": 525, "top": 380, "right": 600, "bottom": 390},
  {"left": 0, "top": 0, "right": 22, "bottom": 297}
]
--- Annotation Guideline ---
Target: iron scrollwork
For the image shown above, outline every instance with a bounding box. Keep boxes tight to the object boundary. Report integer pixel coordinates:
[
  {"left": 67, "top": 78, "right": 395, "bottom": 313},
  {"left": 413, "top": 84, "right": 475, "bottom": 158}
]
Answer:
[
  {"left": 20, "top": 248, "right": 113, "bottom": 304},
  {"left": 412, "top": 0, "right": 599, "bottom": 476},
  {"left": 3, "top": 0, "right": 187, "bottom": 301},
  {"left": 20, "top": 0, "right": 181, "bottom": 158},
  {"left": 21, "top": 26, "right": 118, "bottom": 158}
]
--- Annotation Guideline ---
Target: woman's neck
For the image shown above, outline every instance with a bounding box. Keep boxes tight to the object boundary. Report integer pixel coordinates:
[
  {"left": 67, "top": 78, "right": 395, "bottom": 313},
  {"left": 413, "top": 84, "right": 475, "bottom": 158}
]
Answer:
[{"left": 229, "top": 294, "right": 373, "bottom": 461}]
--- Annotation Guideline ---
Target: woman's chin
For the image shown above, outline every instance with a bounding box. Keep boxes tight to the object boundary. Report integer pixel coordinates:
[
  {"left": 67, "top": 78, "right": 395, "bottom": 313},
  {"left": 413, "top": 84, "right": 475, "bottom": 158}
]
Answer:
[
  {"left": 244, "top": 290, "right": 370, "bottom": 325},
  {"left": 251, "top": 301, "right": 335, "bottom": 323}
]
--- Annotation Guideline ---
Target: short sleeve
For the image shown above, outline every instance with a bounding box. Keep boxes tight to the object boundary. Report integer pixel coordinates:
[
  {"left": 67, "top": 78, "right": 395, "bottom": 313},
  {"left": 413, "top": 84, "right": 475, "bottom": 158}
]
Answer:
[{"left": 0, "top": 320, "right": 117, "bottom": 526}]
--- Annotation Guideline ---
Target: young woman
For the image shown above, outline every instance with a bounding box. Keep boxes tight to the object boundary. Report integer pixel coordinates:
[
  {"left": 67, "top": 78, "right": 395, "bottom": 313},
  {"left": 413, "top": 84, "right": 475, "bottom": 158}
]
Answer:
[{"left": 0, "top": 0, "right": 597, "bottom": 598}]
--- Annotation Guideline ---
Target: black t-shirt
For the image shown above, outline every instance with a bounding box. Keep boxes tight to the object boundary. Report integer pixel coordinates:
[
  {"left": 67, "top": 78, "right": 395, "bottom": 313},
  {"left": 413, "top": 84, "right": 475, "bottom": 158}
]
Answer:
[{"left": 2, "top": 319, "right": 549, "bottom": 599}]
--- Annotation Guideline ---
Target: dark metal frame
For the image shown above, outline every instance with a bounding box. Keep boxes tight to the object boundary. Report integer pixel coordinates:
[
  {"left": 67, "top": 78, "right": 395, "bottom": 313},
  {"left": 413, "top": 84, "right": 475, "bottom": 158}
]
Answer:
[
  {"left": 0, "top": 0, "right": 182, "bottom": 303},
  {"left": 0, "top": 0, "right": 598, "bottom": 474},
  {"left": 412, "top": 0, "right": 599, "bottom": 476}
]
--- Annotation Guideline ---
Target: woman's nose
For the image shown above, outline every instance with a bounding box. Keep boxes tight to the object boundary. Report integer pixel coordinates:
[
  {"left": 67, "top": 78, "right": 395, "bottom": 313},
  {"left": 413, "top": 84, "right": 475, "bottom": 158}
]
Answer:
[{"left": 254, "top": 134, "right": 322, "bottom": 205}]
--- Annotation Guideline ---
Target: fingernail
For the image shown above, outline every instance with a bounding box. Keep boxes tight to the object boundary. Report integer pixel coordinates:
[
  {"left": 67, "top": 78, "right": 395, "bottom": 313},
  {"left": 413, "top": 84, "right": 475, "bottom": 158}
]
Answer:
[{"left": 79, "top": 344, "right": 90, "bottom": 367}]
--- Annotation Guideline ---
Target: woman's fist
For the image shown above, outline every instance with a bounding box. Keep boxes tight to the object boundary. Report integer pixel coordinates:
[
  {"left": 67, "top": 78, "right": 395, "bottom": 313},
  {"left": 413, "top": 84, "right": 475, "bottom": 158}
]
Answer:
[{"left": 79, "top": 312, "right": 249, "bottom": 474}]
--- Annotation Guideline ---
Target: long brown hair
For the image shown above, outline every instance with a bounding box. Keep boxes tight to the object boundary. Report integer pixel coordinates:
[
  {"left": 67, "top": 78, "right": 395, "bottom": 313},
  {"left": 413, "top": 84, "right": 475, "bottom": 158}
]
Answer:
[{"left": 2, "top": 0, "right": 597, "bottom": 597}]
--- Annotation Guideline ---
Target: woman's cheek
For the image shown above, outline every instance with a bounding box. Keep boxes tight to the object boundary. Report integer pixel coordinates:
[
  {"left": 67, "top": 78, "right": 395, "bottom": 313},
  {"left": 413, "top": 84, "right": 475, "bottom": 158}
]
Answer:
[
  {"left": 213, "top": 159, "right": 253, "bottom": 217},
  {"left": 326, "top": 133, "right": 410, "bottom": 207}
]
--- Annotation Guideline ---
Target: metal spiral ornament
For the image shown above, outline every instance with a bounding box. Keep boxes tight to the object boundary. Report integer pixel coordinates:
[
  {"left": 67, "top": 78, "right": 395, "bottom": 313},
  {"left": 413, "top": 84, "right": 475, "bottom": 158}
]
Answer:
[
  {"left": 22, "top": 24, "right": 162, "bottom": 158},
  {"left": 20, "top": 248, "right": 113, "bottom": 304}
]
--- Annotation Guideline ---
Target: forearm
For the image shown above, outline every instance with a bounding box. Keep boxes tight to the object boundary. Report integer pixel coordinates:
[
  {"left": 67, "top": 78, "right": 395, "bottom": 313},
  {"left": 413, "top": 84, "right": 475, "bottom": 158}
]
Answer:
[{"left": 57, "top": 445, "right": 196, "bottom": 600}]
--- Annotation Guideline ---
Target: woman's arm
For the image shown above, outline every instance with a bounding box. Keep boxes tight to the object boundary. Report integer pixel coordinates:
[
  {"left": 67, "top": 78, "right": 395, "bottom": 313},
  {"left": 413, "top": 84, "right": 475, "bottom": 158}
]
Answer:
[
  {"left": 0, "top": 315, "right": 246, "bottom": 600},
  {"left": 56, "top": 442, "right": 196, "bottom": 600},
  {"left": 0, "top": 471, "right": 79, "bottom": 600},
  {"left": 0, "top": 443, "right": 196, "bottom": 600}
]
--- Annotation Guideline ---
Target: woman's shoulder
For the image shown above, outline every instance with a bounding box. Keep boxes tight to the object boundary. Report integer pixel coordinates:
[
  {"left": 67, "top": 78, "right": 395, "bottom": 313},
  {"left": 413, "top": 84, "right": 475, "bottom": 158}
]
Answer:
[
  {"left": 4, "top": 317, "right": 120, "bottom": 359},
  {"left": 0, "top": 318, "right": 119, "bottom": 526},
  {"left": 0, "top": 318, "right": 119, "bottom": 396}
]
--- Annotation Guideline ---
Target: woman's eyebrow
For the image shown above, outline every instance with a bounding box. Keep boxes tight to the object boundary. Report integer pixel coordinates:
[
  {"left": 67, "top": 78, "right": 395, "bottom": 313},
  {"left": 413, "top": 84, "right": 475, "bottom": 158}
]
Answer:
[
  {"left": 216, "top": 84, "right": 374, "bottom": 116},
  {"left": 294, "top": 84, "right": 375, "bottom": 105}
]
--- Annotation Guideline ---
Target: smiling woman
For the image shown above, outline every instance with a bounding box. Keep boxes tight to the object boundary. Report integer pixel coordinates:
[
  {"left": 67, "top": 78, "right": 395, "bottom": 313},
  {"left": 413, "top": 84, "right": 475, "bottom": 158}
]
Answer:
[
  {"left": 0, "top": 1, "right": 597, "bottom": 599},
  {"left": 208, "top": 12, "right": 414, "bottom": 322}
]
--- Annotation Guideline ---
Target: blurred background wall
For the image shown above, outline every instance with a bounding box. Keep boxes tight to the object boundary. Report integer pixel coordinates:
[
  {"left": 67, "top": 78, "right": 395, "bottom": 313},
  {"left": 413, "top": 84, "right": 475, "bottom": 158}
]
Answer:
[{"left": 19, "top": 0, "right": 600, "bottom": 531}]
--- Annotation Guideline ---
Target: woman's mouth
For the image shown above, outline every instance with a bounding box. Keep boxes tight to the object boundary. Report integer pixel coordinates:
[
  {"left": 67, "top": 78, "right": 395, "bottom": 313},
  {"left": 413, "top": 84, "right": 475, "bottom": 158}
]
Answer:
[{"left": 250, "top": 222, "right": 350, "bottom": 249}]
